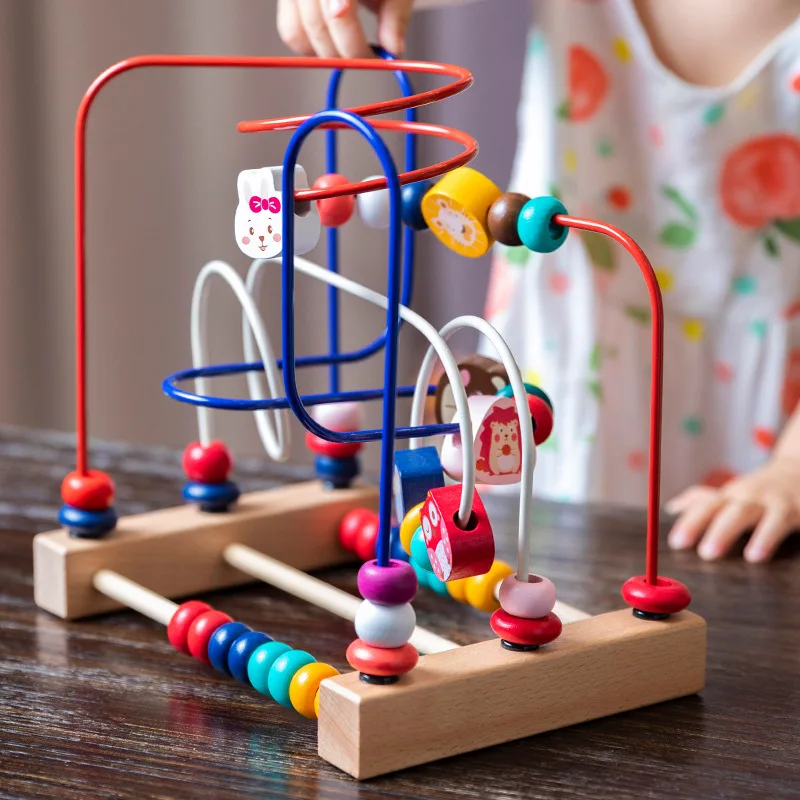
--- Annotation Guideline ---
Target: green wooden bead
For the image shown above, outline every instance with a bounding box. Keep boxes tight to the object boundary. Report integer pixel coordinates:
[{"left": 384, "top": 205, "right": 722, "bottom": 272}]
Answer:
[
  {"left": 410, "top": 528, "right": 435, "bottom": 573},
  {"left": 517, "top": 196, "right": 568, "bottom": 253}
]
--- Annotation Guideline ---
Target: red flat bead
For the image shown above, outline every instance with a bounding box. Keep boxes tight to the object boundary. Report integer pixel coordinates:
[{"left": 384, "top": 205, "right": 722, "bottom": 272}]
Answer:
[
  {"left": 167, "top": 600, "right": 212, "bottom": 654},
  {"left": 527, "top": 395, "right": 554, "bottom": 446},
  {"left": 182, "top": 441, "right": 233, "bottom": 483},
  {"left": 305, "top": 431, "right": 362, "bottom": 459},
  {"left": 346, "top": 639, "right": 418, "bottom": 677},
  {"left": 61, "top": 469, "right": 115, "bottom": 511},
  {"left": 339, "top": 508, "right": 375, "bottom": 553},
  {"left": 186, "top": 610, "right": 233, "bottom": 663},
  {"left": 622, "top": 576, "right": 691, "bottom": 616},
  {"left": 354, "top": 513, "right": 380, "bottom": 562},
  {"left": 490, "top": 609, "right": 563, "bottom": 647}
]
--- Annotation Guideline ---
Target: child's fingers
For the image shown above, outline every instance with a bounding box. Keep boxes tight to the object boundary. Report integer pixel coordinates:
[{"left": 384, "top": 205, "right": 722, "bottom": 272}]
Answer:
[
  {"left": 277, "top": 0, "right": 315, "bottom": 55},
  {"left": 696, "top": 500, "right": 763, "bottom": 561},
  {"left": 322, "top": 0, "right": 373, "bottom": 58},
  {"left": 296, "top": 0, "right": 340, "bottom": 57},
  {"left": 664, "top": 485, "right": 714, "bottom": 516},
  {"left": 376, "top": 0, "right": 414, "bottom": 56},
  {"left": 667, "top": 489, "right": 725, "bottom": 550},
  {"left": 744, "top": 501, "right": 796, "bottom": 563}
]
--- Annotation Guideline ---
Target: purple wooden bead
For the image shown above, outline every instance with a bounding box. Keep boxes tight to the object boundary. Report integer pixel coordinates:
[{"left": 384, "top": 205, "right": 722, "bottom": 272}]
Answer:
[{"left": 357, "top": 559, "right": 418, "bottom": 606}]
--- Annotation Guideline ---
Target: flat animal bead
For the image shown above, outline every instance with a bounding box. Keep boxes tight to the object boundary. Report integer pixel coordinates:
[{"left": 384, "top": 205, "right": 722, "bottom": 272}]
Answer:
[
  {"left": 207, "top": 621, "right": 251, "bottom": 674},
  {"left": 393, "top": 447, "right": 444, "bottom": 524},
  {"left": 401, "top": 179, "right": 433, "bottom": 230},
  {"left": 410, "top": 527, "right": 435, "bottom": 573},
  {"left": 346, "top": 639, "right": 419, "bottom": 677},
  {"left": 517, "top": 196, "right": 568, "bottom": 253},
  {"left": 182, "top": 440, "right": 233, "bottom": 483},
  {"left": 463, "top": 560, "right": 515, "bottom": 613},
  {"left": 186, "top": 610, "right": 234, "bottom": 664},
  {"left": 228, "top": 631, "right": 273, "bottom": 685},
  {"left": 311, "top": 400, "right": 364, "bottom": 431},
  {"left": 357, "top": 176, "right": 391, "bottom": 229},
  {"left": 354, "top": 600, "right": 416, "bottom": 649},
  {"left": 487, "top": 192, "right": 530, "bottom": 246},
  {"left": 313, "top": 174, "right": 355, "bottom": 227},
  {"left": 268, "top": 650, "right": 316, "bottom": 708},
  {"left": 621, "top": 575, "right": 692, "bottom": 617},
  {"left": 339, "top": 507, "right": 374, "bottom": 553},
  {"left": 434, "top": 354, "right": 510, "bottom": 425},
  {"left": 60, "top": 469, "right": 115, "bottom": 511},
  {"left": 167, "top": 600, "right": 212, "bottom": 654},
  {"left": 421, "top": 167, "right": 502, "bottom": 258},
  {"left": 357, "top": 559, "right": 418, "bottom": 606},
  {"left": 489, "top": 609, "right": 562, "bottom": 648},
  {"left": 247, "top": 641, "right": 292, "bottom": 695},
  {"left": 399, "top": 503, "right": 423, "bottom": 555},
  {"left": 498, "top": 574, "right": 557, "bottom": 619},
  {"left": 420, "top": 483, "right": 495, "bottom": 582},
  {"left": 289, "top": 662, "right": 340, "bottom": 719}
]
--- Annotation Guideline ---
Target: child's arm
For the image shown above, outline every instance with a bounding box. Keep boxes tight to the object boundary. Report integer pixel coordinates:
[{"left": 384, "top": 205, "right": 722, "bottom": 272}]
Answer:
[
  {"left": 666, "top": 404, "right": 800, "bottom": 562},
  {"left": 277, "top": 0, "right": 474, "bottom": 59}
]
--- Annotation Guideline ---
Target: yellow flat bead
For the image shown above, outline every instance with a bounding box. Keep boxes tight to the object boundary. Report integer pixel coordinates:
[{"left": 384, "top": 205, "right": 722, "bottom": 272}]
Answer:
[
  {"left": 464, "top": 560, "right": 514, "bottom": 613},
  {"left": 421, "top": 167, "right": 502, "bottom": 258},
  {"left": 289, "top": 662, "right": 340, "bottom": 719},
  {"left": 400, "top": 503, "right": 424, "bottom": 555},
  {"left": 446, "top": 576, "right": 470, "bottom": 603}
]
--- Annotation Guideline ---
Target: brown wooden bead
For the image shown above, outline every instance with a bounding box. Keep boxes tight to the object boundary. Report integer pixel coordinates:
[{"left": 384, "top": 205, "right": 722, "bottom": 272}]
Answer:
[{"left": 487, "top": 192, "right": 530, "bottom": 247}]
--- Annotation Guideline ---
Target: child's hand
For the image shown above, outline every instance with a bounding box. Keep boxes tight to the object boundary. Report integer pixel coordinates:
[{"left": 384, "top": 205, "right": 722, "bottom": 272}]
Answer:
[
  {"left": 277, "top": 0, "right": 413, "bottom": 59},
  {"left": 666, "top": 458, "right": 800, "bottom": 563}
]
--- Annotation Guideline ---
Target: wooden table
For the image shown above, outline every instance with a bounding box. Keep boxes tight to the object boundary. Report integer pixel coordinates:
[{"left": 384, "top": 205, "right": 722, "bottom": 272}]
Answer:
[{"left": 1, "top": 427, "right": 798, "bottom": 799}]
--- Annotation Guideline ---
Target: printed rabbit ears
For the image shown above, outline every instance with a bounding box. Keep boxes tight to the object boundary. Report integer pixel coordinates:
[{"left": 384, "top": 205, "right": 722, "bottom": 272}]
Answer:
[{"left": 235, "top": 165, "right": 320, "bottom": 259}]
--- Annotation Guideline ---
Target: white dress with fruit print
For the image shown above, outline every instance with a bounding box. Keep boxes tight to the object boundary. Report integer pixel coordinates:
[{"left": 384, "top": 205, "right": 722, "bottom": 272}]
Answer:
[{"left": 484, "top": 0, "right": 800, "bottom": 506}]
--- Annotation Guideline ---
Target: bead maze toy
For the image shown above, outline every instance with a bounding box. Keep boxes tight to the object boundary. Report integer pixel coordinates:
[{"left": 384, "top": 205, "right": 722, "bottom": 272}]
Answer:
[{"left": 32, "top": 52, "right": 706, "bottom": 780}]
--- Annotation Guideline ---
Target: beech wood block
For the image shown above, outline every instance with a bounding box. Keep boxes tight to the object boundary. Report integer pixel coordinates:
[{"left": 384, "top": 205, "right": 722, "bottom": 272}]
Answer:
[
  {"left": 34, "top": 482, "right": 378, "bottom": 620},
  {"left": 318, "top": 609, "right": 706, "bottom": 779}
]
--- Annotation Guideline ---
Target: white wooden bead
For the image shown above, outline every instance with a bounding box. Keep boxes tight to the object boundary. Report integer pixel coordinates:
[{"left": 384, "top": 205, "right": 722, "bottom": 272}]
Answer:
[
  {"left": 354, "top": 600, "right": 416, "bottom": 648},
  {"left": 311, "top": 401, "right": 365, "bottom": 432},
  {"left": 357, "top": 176, "right": 391, "bottom": 229}
]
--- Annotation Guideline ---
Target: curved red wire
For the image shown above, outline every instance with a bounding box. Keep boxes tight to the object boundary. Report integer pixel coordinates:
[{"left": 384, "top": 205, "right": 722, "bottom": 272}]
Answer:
[
  {"left": 555, "top": 214, "right": 664, "bottom": 585},
  {"left": 74, "top": 55, "right": 476, "bottom": 477}
]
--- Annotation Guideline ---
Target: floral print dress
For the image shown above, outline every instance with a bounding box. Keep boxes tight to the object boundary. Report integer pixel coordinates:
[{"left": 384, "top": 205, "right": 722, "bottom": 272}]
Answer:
[{"left": 484, "top": 0, "right": 800, "bottom": 506}]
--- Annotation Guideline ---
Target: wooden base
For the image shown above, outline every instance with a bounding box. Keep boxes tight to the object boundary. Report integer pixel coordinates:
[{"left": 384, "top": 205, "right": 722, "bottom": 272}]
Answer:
[
  {"left": 317, "top": 609, "right": 706, "bottom": 779},
  {"left": 33, "top": 482, "right": 378, "bottom": 619}
]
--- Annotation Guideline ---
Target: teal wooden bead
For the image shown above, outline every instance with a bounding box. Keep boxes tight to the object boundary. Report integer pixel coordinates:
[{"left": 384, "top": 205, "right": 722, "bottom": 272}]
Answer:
[
  {"left": 410, "top": 527, "right": 435, "bottom": 573},
  {"left": 268, "top": 650, "right": 316, "bottom": 708},
  {"left": 517, "top": 196, "right": 568, "bottom": 253},
  {"left": 247, "top": 641, "right": 292, "bottom": 696},
  {"left": 426, "top": 570, "right": 451, "bottom": 596},
  {"left": 496, "top": 381, "right": 553, "bottom": 411},
  {"left": 411, "top": 560, "right": 432, "bottom": 588}
]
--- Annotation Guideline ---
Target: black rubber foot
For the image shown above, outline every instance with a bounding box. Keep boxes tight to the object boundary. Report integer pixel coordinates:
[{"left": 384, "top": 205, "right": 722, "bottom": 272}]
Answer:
[
  {"left": 359, "top": 673, "right": 399, "bottom": 685},
  {"left": 500, "top": 640, "right": 540, "bottom": 652},
  {"left": 632, "top": 608, "right": 670, "bottom": 621},
  {"left": 68, "top": 528, "right": 109, "bottom": 540}
]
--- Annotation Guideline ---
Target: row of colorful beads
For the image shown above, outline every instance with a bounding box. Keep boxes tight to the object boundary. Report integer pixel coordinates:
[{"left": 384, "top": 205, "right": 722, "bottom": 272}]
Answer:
[{"left": 167, "top": 600, "right": 338, "bottom": 719}]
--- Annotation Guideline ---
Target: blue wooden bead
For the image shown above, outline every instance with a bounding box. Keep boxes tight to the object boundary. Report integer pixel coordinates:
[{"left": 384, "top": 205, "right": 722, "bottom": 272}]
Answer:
[
  {"left": 207, "top": 621, "right": 251, "bottom": 674},
  {"left": 182, "top": 480, "right": 240, "bottom": 512},
  {"left": 410, "top": 528, "right": 435, "bottom": 573},
  {"left": 268, "top": 650, "right": 316, "bottom": 708},
  {"left": 390, "top": 526, "right": 410, "bottom": 562},
  {"left": 228, "top": 631, "right": 273, "bottom": 685},
  {"left": 517, "top": 196, "right": 568, "bottom": 253},
  {"left": 401, "top": 180, "right": 433, "bottom": 230},
  {"left": 247, "top": 641, "right": 292, "bottom": 696},
  {"left": 314, "top": 454, "right": 359, "bottom": 489},
  {"left": 392, "top": 447, "right": 444, "bottom": 525},
  {"left": 59, "top": 504, "right": 118, "bottom": 539},
  {"left": 496, "top": 381, "right": 553, "bottom": 411}
]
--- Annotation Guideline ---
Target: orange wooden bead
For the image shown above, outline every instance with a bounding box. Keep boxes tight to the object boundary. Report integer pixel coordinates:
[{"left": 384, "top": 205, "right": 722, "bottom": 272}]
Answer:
[
  {"left": 346, "top": 639, "right": 419, "bottom": 677},
  {"left": 420, "top": 483, "right": 495, "bottom": 582}
]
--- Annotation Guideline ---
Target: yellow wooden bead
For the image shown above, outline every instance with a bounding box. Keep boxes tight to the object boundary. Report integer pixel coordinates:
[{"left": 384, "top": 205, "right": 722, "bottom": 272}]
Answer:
[
  {"left": 314, "top": 688, "right": 321, "bottom": 719},
  {"left": 289, "top": 662, "right": 340, "bottom": 719},
  {"left": 446, "top": 576, "right": 470, "bottom": 603},
  {"left": 464, "top": 560, "right": 514, "bottom": 613},
  {"left": 400, "top": 502, "right": 424, "bottom": 555},
  {"left": 421, "top": 167, "right": 503, "bottom": 258}
]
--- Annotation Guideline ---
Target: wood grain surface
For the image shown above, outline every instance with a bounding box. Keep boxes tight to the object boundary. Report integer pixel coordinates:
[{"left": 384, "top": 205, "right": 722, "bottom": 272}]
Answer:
[{"left": 0, "top": 427, "right": 798, "bottom": 799}]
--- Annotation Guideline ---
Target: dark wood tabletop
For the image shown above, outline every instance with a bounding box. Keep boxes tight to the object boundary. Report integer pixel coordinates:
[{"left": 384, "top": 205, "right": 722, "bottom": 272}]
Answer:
[{"left": 1, "top": 426, "right": 798, "bottom": 800}]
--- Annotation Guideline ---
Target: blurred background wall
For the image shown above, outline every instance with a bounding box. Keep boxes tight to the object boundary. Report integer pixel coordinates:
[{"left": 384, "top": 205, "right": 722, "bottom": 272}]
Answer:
[{"left": 0, "top": 0, "right": 528, "bottom": 469}]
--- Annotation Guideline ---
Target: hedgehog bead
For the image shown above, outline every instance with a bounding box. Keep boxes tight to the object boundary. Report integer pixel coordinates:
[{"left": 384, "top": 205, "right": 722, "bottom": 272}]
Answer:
[
  {"left": 354, "top": 600, "right": 416, "bottom": 649},
  {"left": 357, "top": 177, "right": 392, "bottom": 229}
]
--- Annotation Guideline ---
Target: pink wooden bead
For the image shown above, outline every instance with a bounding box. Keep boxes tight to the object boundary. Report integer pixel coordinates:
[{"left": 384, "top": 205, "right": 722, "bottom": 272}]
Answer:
[
  {"left": 497, "top": 574, "right": 557, "bottom": 619},
  {"left": 311, "top": 401, "right": 364, "bottom": 432}
]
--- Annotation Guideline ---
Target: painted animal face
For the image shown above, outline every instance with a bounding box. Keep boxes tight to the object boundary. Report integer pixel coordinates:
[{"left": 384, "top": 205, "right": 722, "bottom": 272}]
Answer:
[
  {"left": 430, "top": 198, "right": 478, "bottom": 247},
  {"left": 490, "top": 419, "right": 519, "bottom": 447}
]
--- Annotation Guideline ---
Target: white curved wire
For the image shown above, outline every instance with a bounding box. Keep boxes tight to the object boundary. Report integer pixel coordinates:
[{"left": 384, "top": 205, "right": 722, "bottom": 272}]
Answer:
[
  {"left": 409, "top": 316, "right": 536, "bottom": 580},
  {"left": 191, "top": 260, "right": 290, "bottom": 461}
]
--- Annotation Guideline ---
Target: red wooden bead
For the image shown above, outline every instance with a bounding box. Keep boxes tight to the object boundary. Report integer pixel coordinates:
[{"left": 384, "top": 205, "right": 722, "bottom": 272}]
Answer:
[
  {"left": 167, "top": 600, "right": 212, "bottom": 654},
  {"left": 182, "top": 440, "right": 233, "bottom": 483},
  {"left": 61, "top": 469, "right": 115, "bottom": 511},
  {"left": 304, "top": 431, "right": 362, "bottom": 459},
  {"left": 420, "top": 483, "right": 495, "bottom": 582},
  {"left": 187, "top": 610, "right": 234, "bottom": 664},
  {"left": 346, "top": 638, "right": 418, "bottom": 677},
  {"left": 622, "top": 576, "right": 691, "bottom": 616},
  {"left": 339, "top": 508, "right": 375, "bottom": 553},
  {"left": 313, "top": 174, "right": 355, "bottom": 227},
  {"left": 527, "top": 395, "right": 554, "bottom": 445},
  {"left": 354, "top": 512, "right": 380, "bottom": 562},
  {"left": 487, "top": 192, "right": 530, "bottom": 247},
  {"left": 489, "top": 609, "right": 563, "bottom": 647}
]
